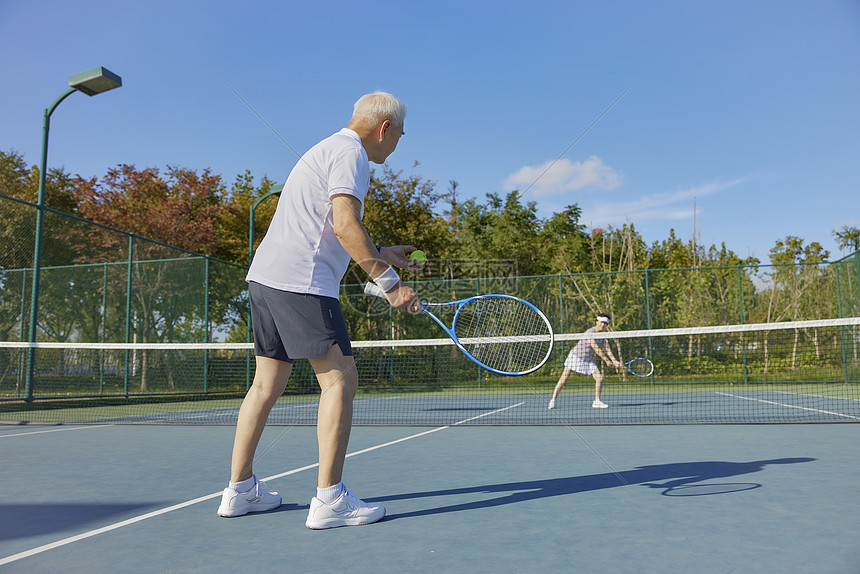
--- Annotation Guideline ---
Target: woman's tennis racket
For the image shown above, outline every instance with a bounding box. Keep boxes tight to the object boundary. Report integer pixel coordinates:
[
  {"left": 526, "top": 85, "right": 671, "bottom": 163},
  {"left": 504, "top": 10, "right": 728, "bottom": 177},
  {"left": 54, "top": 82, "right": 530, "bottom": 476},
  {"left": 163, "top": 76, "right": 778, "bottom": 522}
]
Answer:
[
  {"left": 624, "top": 357, "right": 654, "bottom": 377},
  {"left": 364, "top": 283, "right": 554, "bottom": 375}
]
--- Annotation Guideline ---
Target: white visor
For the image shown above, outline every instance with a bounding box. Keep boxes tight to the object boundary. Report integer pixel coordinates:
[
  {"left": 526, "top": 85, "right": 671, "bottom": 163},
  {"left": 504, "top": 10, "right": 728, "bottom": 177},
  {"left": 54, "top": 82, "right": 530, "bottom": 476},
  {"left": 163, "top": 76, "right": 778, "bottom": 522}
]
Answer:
[{"left": 597, "top": 316, "right": 610, "bottom": 324}]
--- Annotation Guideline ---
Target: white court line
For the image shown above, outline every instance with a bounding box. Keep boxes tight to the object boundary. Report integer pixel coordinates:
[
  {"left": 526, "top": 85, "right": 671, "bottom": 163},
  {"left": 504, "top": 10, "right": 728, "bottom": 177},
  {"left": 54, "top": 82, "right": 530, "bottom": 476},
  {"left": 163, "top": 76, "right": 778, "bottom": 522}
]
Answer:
[
  {"left": 716, "top": 392, "right": 860, "bottom": 421},
  {"left": 0, "top": 402, "right": 524, "bottom": 567},
  {"left": 0, "top": 425, "right": 115, "bottom": 438},
  {"left": 772, "top": 390, "right": 860, "bottom": 403}
]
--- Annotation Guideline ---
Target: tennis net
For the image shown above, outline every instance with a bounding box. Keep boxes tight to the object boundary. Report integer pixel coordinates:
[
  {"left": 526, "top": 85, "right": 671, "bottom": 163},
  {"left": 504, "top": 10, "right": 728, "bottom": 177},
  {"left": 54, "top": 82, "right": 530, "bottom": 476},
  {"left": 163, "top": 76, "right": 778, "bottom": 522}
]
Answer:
[{"left": 2, "top": 317, "right": 858, "bottom": 425}]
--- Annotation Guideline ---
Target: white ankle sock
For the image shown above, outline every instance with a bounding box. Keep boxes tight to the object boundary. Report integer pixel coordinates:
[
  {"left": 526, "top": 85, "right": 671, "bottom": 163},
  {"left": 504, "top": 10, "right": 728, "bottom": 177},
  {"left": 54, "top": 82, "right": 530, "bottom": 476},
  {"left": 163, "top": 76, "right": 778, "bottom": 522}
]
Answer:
[
  {"left": 230, "top": 475, "right": 255, "bottom": 493},
  {"left": 317, "top": 482, "right": 345, "bottom": 504}
]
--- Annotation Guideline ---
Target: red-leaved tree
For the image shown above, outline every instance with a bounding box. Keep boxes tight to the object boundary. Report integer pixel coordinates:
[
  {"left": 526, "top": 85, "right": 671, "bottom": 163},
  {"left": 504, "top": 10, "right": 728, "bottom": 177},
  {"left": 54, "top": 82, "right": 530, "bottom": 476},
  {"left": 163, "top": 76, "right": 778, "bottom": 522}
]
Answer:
[
  {"left": 73, "top": 164, "right": 225, "bottom": 254},
  {"left": 71, "top": 165, "right": 226, "bottom": 391}
]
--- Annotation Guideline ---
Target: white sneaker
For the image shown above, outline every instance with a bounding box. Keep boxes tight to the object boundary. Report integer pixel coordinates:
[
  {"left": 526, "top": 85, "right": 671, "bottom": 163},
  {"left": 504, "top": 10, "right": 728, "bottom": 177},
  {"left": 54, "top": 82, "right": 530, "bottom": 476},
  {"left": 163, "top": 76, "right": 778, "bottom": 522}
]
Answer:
[
  {"left": 592, "top": 399, "right": 608, "bottom": 409},
  {"left": 306, "top": 487, "right": 386, "bottom": 529},
  {"left": 548, "top": 399, "right": 556, "bottom": 409},
  {"left": 217, "top": 475, "right": 281, "bottom": 517}
]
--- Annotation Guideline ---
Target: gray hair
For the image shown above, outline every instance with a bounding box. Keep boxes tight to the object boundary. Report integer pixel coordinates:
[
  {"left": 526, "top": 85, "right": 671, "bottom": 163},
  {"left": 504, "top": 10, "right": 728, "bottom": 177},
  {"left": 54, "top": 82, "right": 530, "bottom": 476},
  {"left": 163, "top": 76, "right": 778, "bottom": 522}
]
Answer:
[{"left": 352, "top": 91, "right": 406, "bottom": 128}]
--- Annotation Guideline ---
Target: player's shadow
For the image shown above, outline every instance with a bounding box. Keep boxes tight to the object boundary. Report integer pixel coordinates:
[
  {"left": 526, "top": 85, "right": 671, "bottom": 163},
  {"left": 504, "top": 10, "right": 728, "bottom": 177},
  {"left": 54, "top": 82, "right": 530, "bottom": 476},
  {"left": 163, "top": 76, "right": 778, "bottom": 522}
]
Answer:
[
  {"left": 611, "top": 401, "right": 713, "bottom": 407},
  {"left": 370, "top": 457, "right": 814, "bottom": 521},
  {"left": 0, "top": 503, "right": 158, "bottom": 541}
]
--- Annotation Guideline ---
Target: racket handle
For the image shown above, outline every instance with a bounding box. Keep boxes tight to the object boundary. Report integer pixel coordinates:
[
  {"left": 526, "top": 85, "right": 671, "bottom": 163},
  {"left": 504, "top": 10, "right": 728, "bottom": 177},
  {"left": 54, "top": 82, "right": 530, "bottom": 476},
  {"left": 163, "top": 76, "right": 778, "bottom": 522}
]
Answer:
[{"left": 364, "top": 282, "right": 387, "bottom": 298}]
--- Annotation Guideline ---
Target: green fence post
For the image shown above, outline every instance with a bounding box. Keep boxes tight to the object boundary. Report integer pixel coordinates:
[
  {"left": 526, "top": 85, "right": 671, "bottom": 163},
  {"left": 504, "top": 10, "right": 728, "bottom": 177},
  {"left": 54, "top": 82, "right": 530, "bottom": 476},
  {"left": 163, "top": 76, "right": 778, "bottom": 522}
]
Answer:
[
  {"left": 558, "top": 273, "right": 563, "bottom": 332},
  {"left": 124, "top": 235, "right": 134, "bottom": 397},
  {"left": 835, "top": 268, "right": 849, "bottom": 384},
  {"left": 476, "top": 277, "right": 482, "bottom": 388},
  {"left": 855, "top": 252, "right": 860, "bottom": 309},
  {"left": 738, "top": 265, "right": 749, "bottom": 384},
  {"left": 18, "top": 269, "right": 27, "bottom": 394},
  {"left": 644, "top": 269, "right": 651, "bottom": 330},
  {"left": 204, "top": 256, "right": 210, "bottom": 394},
  {"left": 99, "top": 263, "right": 108, "bottom": 394},
  {"left": 558, "top": 274, "right": 565, "bottom": 359},
  {"left": 389, "top": 295, "right": 395, "bottom": 388},
  {"left": 644, "top": 269, "right": 654, "bottom": 383}
]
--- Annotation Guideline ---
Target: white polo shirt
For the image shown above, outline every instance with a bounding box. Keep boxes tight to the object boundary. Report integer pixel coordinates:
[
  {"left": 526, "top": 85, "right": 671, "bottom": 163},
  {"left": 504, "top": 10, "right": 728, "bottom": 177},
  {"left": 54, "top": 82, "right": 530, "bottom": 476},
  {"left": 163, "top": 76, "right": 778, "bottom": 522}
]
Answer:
[{"left": 246, "top": 128, "right": 370, "bottom": 298}]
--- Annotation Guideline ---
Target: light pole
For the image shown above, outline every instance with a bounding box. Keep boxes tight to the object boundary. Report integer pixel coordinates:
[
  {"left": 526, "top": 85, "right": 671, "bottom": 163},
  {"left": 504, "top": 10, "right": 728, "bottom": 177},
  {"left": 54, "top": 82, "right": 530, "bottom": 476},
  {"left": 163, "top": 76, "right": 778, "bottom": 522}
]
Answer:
[
  {"left": 248, "top": 184, "right": 283, "bottom": 265},
  {"left": 242, "top": 184, "right": 282, "bottom": 387},
  {"left": 24, "top": 67, "right": 122, "bottom": 402}
]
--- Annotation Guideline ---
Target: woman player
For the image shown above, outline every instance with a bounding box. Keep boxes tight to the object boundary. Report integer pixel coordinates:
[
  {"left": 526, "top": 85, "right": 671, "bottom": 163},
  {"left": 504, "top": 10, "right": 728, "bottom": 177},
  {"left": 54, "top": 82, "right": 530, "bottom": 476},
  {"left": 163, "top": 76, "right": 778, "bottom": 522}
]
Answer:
[{"left": 549, "top": 313, "right": 621, "bottom": 409}]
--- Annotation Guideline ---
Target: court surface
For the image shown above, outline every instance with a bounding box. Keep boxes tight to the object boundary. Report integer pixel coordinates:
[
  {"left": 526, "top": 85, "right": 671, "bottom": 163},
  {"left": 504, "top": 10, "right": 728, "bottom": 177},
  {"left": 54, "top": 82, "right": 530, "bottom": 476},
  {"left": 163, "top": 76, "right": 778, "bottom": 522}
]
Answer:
[{"left": 1, "top": 419, "right": 858, "bottom": 573}]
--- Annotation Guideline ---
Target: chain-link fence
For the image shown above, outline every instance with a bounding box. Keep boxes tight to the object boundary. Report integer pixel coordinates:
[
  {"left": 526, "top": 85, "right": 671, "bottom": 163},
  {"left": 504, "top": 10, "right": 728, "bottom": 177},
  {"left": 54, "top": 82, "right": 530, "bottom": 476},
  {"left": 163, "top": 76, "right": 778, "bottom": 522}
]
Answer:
[
  {"left": 2, "top": 192, "right": 858, "bottom": 403},
  {"left": 0, "top": 194, "right": 249, "bottom": 400},
  {"left": 342, "top": 254, "right": 859, "bottom": 344}
]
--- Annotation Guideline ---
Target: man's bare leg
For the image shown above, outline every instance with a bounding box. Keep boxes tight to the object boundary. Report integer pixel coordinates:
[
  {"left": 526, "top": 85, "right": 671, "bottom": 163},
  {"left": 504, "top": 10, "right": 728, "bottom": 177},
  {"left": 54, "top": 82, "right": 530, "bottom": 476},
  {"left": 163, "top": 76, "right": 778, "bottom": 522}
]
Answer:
[
  {"left": 229, "top": 356, "right": 292, "bottom": 483},
  {"left": 310, "top": 344, "right": 357, "bottom": 488}
]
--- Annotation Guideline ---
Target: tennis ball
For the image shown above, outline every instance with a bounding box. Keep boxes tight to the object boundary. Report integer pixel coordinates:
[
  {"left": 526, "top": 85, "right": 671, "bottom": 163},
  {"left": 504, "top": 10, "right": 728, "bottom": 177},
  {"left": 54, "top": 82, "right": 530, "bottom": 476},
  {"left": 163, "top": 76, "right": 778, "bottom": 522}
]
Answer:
[{"left": 409, "top": 250, "right": 426, "bottom": 265}]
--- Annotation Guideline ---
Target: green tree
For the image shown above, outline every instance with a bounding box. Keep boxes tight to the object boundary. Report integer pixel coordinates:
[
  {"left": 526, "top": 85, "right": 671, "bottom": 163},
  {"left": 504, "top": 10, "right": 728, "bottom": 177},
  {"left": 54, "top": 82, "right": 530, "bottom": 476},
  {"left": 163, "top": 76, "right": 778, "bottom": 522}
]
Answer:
[
  {"left": 764, "top": 236, "right": 831, "bottom": 371},
  {"left": 0, "top": 150, "right": 81, "bottom": 349},
  {"left": 539, "top": 205, "right": 588, "bottom": 274},
  {"left": 0, "top": 150, "right": 79, "bottom": 271},
  {"left": 647, "top": 229, "right": 696, "bottom": 329},
  {"left": 700, "top": 243, "right": 759, "bottom": 326},
  {"left": 214, "top": 170, "right": 279, "bottom": 266},
  {"left": 451, "top": 191, "right": 545, "bottom": 277},
  {"left": 767, "top": 236, "right": 830, "bottom": 322},
  {"left": 833, "top": 225, "right": 860, "bottom": 255},
  {"left": 562, "top": 224, "right": 649, "bottom": 333}
]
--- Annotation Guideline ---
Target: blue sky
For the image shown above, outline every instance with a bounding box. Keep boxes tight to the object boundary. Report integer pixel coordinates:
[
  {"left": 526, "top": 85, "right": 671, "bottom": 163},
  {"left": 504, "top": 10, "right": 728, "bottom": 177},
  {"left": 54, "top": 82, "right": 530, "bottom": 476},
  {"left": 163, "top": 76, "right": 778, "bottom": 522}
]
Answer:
[{"left": 2, "top": 0, "right": 858, "bottom": 262}]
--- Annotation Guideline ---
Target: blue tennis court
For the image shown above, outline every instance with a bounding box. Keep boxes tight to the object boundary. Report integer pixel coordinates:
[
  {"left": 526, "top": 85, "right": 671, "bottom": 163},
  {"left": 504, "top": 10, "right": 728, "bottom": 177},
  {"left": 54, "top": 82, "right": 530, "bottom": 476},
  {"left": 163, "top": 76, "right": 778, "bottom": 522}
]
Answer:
[{"left": 2, "top": 419, "right": 858, "bottom": 573}]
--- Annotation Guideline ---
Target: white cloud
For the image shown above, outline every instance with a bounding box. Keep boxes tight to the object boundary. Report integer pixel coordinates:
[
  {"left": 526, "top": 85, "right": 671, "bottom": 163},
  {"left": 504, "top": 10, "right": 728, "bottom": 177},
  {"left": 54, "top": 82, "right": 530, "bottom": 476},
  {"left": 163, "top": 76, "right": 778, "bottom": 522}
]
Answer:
[
  {"left": 503, "top": 156, "right": 622, "bottom": 198},
  {"left": 582, "top": 178, "right": 747, "bottom": 227}
]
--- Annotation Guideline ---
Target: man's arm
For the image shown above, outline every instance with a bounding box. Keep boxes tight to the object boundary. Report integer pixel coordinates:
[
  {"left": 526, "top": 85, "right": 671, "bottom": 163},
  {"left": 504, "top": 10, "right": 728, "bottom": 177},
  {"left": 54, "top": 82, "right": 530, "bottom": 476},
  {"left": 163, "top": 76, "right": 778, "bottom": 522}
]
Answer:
[{"left": 331, "top": 194, "right": 419, "bottom": 312}]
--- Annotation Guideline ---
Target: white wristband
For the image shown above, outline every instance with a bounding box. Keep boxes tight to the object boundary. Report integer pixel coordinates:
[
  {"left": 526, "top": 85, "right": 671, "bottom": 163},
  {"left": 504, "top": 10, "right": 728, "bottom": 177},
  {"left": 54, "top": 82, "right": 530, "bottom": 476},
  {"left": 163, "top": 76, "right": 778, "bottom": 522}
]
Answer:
[{"left": 373, "top": 265, "right": 400, "bottom": 292}]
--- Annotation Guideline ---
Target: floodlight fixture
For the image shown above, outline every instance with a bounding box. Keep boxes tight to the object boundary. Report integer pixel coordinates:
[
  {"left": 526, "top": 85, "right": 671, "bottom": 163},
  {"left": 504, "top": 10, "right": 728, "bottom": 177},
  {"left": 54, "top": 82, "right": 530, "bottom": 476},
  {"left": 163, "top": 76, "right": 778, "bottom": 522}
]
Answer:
[{"left": 68, "top": 66, "right": 122, "bottom": 96}]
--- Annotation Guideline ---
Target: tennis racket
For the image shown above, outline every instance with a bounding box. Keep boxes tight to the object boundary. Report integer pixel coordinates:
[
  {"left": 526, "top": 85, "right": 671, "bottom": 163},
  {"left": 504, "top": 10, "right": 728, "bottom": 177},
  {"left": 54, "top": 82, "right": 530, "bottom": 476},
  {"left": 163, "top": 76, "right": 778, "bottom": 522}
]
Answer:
[
  {"left": 364, "top": 283, "right": 554, "bottom": 375},
  {"left": 624, "top": 357, "right": 654, "bottom": 377}
]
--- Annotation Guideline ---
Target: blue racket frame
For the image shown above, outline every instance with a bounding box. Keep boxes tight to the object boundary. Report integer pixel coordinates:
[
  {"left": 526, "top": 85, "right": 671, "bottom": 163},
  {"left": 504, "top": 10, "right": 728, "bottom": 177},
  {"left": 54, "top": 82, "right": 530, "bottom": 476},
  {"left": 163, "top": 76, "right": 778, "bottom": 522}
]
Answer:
[{"left": 624, "top": 357, "right": 654, "bottom": 377}]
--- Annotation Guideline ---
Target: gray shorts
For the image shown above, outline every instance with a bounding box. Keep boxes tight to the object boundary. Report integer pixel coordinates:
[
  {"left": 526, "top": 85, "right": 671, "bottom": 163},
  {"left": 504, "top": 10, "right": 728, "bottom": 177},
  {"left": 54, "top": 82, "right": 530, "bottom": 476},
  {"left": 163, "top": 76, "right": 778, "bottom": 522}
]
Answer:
[{"left": 248, "top": 282, "right": 352, "bottom": 363}]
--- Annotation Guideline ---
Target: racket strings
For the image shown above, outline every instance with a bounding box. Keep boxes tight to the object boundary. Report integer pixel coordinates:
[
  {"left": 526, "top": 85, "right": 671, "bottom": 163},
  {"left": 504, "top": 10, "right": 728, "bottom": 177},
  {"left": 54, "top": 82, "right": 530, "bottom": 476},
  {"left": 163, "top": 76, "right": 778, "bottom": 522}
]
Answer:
[
  {"left": 628, "top": 358, "right": 654, "bottom": 377},
  {"left": 455, "top": 298, "right": 553, "bottom": 373}
]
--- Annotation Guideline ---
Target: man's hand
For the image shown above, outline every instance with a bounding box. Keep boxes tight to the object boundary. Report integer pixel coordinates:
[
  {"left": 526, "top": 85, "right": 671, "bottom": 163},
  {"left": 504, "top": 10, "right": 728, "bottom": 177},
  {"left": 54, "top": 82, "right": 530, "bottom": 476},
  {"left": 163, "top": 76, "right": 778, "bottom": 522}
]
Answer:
[
  {"left": 380, "top": 245, "right": 425, "bottom": 272},
  {"left": 385, "top": 281, "right": 422, "bottom": 314}
]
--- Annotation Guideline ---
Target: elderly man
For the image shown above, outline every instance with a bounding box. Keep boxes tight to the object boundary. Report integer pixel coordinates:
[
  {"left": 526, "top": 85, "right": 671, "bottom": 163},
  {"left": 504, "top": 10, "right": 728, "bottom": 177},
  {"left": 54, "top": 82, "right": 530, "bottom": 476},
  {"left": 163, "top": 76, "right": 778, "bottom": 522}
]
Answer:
[{"left": 217, "top": 92, "right": 422, "bottom": 529}]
